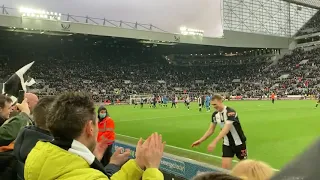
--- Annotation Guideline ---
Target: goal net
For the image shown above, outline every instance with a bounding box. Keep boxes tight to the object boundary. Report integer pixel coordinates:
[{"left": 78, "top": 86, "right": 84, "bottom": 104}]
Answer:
[{"left": 129, "top": 94, "right": 153, "bottom": 104}]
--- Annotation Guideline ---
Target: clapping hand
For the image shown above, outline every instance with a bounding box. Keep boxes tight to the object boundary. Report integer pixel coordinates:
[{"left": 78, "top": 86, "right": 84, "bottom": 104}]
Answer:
[
  {"left": 135, "top": 132, "right": 166, "bottom": 169},
  {"left": 93, "top": 138, "right": 109, "bottom": 161}
]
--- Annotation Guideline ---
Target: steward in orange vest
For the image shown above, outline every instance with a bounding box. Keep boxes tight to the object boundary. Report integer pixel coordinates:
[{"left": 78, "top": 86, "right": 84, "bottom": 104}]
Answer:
[{"left": 97, "top": 106, "right": 115, "bottom": 166}]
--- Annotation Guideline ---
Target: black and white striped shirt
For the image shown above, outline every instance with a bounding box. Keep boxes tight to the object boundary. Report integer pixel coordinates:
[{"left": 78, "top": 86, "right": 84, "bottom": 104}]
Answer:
[{"left": 211, "top": 106, "right": 246, "bottom": 146}]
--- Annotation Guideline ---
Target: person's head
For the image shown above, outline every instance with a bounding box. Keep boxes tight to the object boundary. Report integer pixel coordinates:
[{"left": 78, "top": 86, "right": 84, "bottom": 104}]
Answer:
[
  {"left": 211, "top": 94, "right": 224, "bottom": 112},
  {"left": 231, "top": 160, "right": 274, "bottom": 180},
  {"left": 33, "top": 96, "right": 56, "bottom": 130},
  {"left": 25, "top": 93, "right": 39, "bottom": 112},
  {"left": 46, "top": 92, "right": 97, "bottom": 152},
  {"left": 0, "top": 94, "right": 13, "bottom": 119},
  {"left": 97, "top": 106, "right": 107, "bottom": 121},
  {"left": 193, "top": 172, "right": 243, "bottom": 180}
]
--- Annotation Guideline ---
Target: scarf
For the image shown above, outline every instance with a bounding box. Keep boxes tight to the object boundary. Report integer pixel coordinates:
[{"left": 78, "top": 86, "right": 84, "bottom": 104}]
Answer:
[{"left": 51, "top": 138, "right": 110, "bottom": 178}]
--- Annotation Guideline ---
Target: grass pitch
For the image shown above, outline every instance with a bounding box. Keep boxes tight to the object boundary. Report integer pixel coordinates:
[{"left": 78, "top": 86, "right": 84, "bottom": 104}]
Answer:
[{"left": 98, "top": 100, "right": 319, "bottom": 170}]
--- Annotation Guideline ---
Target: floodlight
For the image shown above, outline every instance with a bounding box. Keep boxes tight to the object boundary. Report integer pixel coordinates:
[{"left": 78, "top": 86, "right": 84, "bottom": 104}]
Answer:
[
  {"left": 20, "top": 7, "right": 61, "bottom": 21},
  {"left": 180, "top": 26, "right": 187, "bottom": 31}
]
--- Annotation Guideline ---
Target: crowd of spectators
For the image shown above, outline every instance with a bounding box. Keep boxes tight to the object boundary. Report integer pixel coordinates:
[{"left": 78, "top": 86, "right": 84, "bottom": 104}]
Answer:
[{"left": 0, "top": 32, "right": 320, "bottom": 102}]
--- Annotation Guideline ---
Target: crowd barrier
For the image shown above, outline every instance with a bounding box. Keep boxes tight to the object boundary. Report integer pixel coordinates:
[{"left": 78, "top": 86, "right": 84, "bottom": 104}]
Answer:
[{"left": 112, "top": 141, "right": 229, "bottom": 180}]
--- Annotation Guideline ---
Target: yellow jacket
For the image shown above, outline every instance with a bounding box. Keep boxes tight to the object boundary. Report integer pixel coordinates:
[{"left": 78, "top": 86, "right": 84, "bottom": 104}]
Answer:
[{"left": 24, "top": 141, "right": 164, "bottom": 180}]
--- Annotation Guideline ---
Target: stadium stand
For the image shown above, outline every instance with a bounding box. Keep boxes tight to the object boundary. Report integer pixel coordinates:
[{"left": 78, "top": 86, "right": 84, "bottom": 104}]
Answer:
[
  {"left": 0, "top": 31, "right": 289, "bottom": 101},
  {"left": 1, "top": 31, "right": 319, "bottom": 103}
]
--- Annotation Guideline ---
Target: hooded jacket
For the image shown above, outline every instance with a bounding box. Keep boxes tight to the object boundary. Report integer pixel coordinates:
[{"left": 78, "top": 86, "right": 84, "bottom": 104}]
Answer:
[
  {"left": 24, "top": 141, "right": 164, "bottom": 180},
  {"left": 14, "top": 126, "right": 53, "bottom": 180},
  {"left": 97, "top": 106, "right": 115, "bottom": 145}
]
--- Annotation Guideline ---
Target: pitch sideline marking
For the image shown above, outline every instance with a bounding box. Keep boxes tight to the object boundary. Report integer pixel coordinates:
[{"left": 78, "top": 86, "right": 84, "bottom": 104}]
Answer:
[
  {"left": 116, "top": 133, "right": 280, "bottom": 171},
  {"left": 116, "top": 113, "right": 206, "bottom": 122}
]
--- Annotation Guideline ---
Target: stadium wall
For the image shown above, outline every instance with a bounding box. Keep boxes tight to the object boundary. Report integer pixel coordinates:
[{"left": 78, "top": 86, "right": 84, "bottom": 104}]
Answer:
[
  {"left": 0, "top": 15, "right": 292, "bottom": 48},
  {"left": 112, "top": 141, "right": 229, "bottom": 180}
]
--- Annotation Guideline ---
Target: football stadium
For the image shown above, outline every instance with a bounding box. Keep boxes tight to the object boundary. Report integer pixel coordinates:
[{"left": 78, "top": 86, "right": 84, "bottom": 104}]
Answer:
[{"left": 0, "top": 0, "right": 320, "bottom": 180}]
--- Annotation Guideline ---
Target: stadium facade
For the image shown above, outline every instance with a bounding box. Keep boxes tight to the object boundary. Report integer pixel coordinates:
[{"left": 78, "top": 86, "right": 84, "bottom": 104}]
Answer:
[
  {"left": 0, "top": 1, "right": 318, "bottom": 49},
  {"left": 223, "top": 0, "right": 318, "bottom": 37}
]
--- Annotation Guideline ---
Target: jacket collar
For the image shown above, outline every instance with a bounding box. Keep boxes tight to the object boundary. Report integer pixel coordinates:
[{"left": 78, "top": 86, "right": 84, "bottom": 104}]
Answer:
[
  {"left": 51, "top": 138, "right": 109, "bottom": 177},
  {"left": 29, "top": 126, "right": 51, "bottom": 136},
  {"left": 68, "top": 140, "right": 95, "bottom": 165}
]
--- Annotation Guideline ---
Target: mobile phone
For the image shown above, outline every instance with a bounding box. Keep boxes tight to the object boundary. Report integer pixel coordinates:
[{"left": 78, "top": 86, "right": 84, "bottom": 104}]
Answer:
[{"left": 17, "top": 90, "right": 25, "bottom": 103}]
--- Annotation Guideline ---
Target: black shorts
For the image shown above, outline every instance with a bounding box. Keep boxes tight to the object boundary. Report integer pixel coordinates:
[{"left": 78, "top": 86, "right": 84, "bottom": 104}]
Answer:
[
  {"left": 199, "top": 104, "right": 202, "bottom": 107},
  {"left": 222, "top": 143, "right": 247, "bottom": 160}
]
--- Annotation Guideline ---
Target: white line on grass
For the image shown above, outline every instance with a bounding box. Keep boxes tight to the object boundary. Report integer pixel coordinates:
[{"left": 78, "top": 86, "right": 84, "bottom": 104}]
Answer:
[
  {"left": 116, "top": 113, "right": 206, "bottom": 122},
  {"left": 116, "top": 133, "right": 280, "bottom": 171}
]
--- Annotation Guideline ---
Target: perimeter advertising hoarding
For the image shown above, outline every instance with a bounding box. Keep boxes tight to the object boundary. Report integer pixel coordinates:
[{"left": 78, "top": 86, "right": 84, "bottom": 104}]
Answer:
[{"left": 113, "top": 141, "right": 226, "bottom": 180}]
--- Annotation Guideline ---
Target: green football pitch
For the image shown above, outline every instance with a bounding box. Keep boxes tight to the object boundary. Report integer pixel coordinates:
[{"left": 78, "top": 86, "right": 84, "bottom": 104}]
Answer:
[{"left": 97, "top": 100, "right": 319, "bottom": 170}]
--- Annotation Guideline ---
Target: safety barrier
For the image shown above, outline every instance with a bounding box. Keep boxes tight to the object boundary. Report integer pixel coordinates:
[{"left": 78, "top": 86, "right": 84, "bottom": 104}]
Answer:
[{"left": 113, "top": 141, "right": 229, "bottom": 180}]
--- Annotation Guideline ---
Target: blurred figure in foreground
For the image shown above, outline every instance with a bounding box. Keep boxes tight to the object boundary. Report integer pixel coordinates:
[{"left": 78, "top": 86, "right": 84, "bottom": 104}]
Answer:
[
  {"left": 271, "top": 138, "right": 320, "bottom": 180},
  {"left": 193, "top": 172, "right": 242, "bottom": 180},
  {"left": 232, "top": 159, "right": 274, "bottom": 180}
]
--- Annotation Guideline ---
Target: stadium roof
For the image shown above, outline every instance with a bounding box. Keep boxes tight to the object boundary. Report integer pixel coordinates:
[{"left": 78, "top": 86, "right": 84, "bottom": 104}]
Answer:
[
  {"left": 284, "top": 0, "right": 320, "bottom": 9},
  {"left": 0, "top": 26, "right": 267, "bottom": 55}
]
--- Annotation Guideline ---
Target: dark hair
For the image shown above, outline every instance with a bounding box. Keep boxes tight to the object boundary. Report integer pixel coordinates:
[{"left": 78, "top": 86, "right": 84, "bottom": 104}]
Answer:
[
  {"left": 193, "top": 173, "right": 243, "bottom": 180},
  {"left": 212, "top": 94, "right": 223, "bottom": 101},
  {"left": 0, "top": 94, "right": 12, "bottom": 108},
  {"left": 46, "top": 92, "right": 96, "bottom": 139},
  {"left": 33, "top": 96, "right": 56, "bottom": 129}
]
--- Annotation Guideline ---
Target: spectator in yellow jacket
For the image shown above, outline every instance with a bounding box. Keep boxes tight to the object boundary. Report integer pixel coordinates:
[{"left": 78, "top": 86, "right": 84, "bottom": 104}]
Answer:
[{"left": 24, "top": 92, "right": 165, "bottom": 180}]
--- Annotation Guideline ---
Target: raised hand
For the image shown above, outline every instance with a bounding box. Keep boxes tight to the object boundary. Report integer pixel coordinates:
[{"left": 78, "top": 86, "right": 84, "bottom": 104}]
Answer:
[
  {"left": 16, "top": 98, "right": 30, "bottom": 115},
  {"left": 109, "top": 147, "right": 131, "bottom": 166},
  {"left": 93, "top": 138, "right": 109, "bottom": 161},
  {"left": 136, "top": 133, "right": 166, "bottom": 169}
]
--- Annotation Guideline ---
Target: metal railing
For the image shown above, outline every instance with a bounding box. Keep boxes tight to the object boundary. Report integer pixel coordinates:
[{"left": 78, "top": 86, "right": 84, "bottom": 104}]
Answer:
[{"left": 0, "top": 5, "right": 168, "bottom": 33}]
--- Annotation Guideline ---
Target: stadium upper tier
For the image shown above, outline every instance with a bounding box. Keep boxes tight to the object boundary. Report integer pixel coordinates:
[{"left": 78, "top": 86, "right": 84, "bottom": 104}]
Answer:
[{"left": 0, "top": 31, "right": 319, "bottom": 102}]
